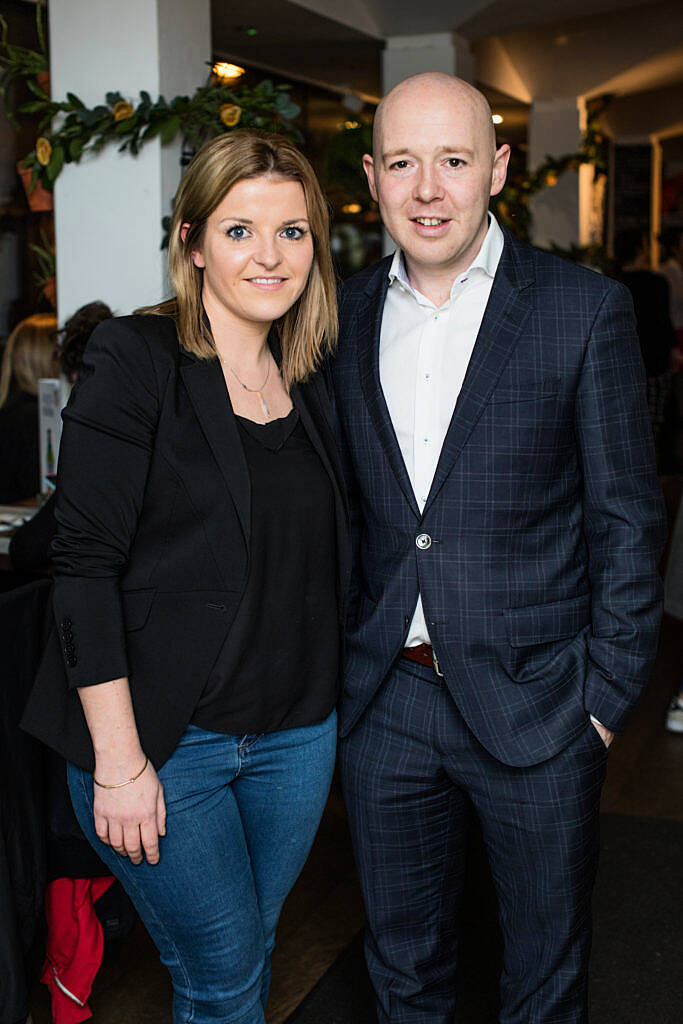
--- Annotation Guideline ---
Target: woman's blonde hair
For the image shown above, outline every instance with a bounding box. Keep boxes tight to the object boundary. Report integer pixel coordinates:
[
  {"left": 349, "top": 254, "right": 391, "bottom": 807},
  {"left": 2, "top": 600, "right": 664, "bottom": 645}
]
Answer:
[
  {"left": 145, "top": 130, "right": 337, "bottom": 387},
  {"left": 0, "top": 313, "right": 57, "bottom": 409}
]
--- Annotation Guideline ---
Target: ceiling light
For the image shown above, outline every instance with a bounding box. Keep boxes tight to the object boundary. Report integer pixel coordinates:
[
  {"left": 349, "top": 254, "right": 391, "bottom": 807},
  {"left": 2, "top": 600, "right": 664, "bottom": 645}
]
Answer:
[
  {"left": 212, "top": 62, "right": 245, "bottom": 82},
  {"left": 342, "top": 203, "right": 362, "bottom": 214},
  {"left": 492, "top": 114, "right": 504, "bottom": 125}
]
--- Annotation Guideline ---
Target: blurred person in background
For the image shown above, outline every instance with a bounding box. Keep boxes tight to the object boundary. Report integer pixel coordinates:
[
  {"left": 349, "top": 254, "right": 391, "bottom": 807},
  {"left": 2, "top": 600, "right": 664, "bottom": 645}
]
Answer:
[
  {"left": 658, "top": 226, "right": 683, "bottom": 349},
  {"left": 663, "top": 494, "right": 683, "bottom": 733},
  {"left": 9, "top": 302, "right": 114, "bottom": 574},
  {"left": 0, "top": 313, "right": 57, "bottom": 503},
  {"left": 659, "top": 227, "right": 683, "bottom": 472},
  {"left": 615, "top": 229, "right": 677, "bottom": 468}
]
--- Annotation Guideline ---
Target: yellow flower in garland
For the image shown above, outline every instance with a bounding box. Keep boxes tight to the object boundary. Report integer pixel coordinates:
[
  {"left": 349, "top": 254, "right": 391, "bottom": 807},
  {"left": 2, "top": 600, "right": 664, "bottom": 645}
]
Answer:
[
  {"left": 113, "top": 101, "right": 134, "bottom": 122},
  {"left": 36, "top": 137, "right": 52, "bottom": 166},
  {"left": 219, "top": 103, "right": 242, "bottom": 127}
]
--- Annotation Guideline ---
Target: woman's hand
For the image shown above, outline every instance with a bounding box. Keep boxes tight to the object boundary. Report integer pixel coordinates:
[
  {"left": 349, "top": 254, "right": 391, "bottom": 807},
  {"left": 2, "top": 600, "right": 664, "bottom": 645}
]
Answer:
[{"left": 93, "top": 757, "right": 167, "bottom": 865}]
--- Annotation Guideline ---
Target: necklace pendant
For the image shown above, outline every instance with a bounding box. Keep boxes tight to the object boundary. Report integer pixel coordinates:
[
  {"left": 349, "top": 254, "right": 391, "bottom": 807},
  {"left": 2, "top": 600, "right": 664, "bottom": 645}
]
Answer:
[{"left": 257, "top": 391, "right": 270, "bottom": 419}]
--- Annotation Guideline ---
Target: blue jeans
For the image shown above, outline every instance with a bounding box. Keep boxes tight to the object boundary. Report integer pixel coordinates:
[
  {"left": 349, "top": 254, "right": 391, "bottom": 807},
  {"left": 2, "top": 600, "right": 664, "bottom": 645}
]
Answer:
[{"left": 68, "top": 710, "right": 337, "bottom": 1024}]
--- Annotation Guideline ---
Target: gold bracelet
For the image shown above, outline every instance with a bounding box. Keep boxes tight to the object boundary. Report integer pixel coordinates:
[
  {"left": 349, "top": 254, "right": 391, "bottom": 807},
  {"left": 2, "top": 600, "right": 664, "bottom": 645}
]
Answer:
[{"left": 93, "top": 756, "right": 149, "bottom": 789}]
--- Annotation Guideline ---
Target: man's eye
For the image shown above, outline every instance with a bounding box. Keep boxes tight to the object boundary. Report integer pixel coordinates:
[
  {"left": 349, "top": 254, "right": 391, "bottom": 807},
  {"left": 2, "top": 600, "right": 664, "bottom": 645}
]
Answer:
[
  {"left": 390, "top": 160, "right": 410, "bottom": 170},
  {"left": 226, "top": 225, "right": 249, "bottom": 240},
  {"left": 447, "top": 158, "right": 464, "bottom": 168},
  {"left": 281, "top": 226, "right": 306, "bottom": 240}
]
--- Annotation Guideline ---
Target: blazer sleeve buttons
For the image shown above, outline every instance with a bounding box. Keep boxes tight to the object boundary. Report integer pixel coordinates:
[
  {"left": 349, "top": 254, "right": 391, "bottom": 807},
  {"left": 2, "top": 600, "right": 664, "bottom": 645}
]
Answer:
[{"left": 60, "top": 618, "right": 77, "bottom": 667}]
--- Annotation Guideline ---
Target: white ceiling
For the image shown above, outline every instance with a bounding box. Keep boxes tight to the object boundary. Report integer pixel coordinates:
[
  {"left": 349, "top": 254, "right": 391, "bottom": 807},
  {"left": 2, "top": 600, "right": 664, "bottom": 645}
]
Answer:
[{"left": 288, "top": 0, "right": 651, "bottom": 39}]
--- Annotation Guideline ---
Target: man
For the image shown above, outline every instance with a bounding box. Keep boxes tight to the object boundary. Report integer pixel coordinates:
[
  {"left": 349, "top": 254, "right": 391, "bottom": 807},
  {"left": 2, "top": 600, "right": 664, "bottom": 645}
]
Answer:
[{"left": 329, "top": 73, "right": 666, "bottom": 1024}]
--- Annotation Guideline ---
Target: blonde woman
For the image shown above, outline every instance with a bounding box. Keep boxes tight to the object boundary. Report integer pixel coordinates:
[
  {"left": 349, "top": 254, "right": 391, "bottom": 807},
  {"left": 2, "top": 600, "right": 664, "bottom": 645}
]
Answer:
[
  {"left": 23, "top": 132, "right": 350, "bottom": 1024},
  {"left": 0, "top": 313, "right": 57, "bottom": 502}
]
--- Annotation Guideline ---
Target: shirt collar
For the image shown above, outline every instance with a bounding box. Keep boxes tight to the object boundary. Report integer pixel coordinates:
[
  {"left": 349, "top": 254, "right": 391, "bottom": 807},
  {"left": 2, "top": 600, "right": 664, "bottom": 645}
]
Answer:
[{"left": 388, "top": 213, "right": 504, "bottom": 298}]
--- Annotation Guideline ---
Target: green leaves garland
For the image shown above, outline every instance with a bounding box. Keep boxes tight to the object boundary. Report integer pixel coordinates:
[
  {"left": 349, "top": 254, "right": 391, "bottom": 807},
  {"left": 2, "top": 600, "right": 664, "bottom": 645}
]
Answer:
[
  {"left": 491, "top": 95, "right": 611, "bottom": 241},
  {"left": 18, "top": 77, "right": 301, "bottom": 194}
]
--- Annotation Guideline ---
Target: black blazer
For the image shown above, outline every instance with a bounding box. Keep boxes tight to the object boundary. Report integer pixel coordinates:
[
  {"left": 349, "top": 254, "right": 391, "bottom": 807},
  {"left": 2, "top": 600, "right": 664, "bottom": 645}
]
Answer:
[{"left": 21, "top": 315, "right": 351, "bottom": 771}]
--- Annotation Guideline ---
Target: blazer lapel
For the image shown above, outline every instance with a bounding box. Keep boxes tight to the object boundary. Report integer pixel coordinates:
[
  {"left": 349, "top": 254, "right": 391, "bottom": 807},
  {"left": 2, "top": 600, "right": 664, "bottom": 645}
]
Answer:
[
  {"left": 180, "top": 354, "right": 251, "bottom": 547},
  {"left": 356, "top": 260, "right": 421, "bottom": 519},
  {"left": 292, "top": 375, "right": 347, "bottom": 515},
  {"left": 423, "top": 233, "right": 535, "bottom": 514},
  {"left": 292, "top": 375, "right": 352, "bottom": 603}
]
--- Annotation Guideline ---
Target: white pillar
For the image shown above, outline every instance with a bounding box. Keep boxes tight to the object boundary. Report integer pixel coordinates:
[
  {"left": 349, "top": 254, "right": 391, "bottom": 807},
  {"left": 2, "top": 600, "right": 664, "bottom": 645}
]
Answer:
[
  {"left": 382, "top": 33, "right": 475, "bottom": 93},
  {"left": 49, "top": 0, "right": 211, "bottom": 321},
  {"left": 528, "top": 97, "right": 589, "bottom": 250}
]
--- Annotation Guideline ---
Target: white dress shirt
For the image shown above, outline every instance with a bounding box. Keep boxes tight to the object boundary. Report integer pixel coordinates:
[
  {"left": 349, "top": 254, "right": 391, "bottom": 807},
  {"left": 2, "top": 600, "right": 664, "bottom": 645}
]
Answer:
[{"left": 379, "top": 214, "right": 504, "bottom": 646}]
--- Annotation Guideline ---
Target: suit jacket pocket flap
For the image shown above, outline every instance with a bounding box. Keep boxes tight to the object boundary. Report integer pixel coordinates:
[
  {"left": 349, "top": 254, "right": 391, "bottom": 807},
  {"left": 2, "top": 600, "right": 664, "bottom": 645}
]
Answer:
[
  {"left": 504, "top": 593, "right": 591, "bottom": 647},
  {"left": 122, "top": 587, "right": 157, "bottom": 631}
]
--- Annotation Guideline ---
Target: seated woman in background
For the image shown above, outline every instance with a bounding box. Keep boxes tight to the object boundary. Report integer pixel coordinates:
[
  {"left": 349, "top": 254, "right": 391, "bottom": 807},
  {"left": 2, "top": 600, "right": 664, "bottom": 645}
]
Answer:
[
  {"left": 0, "top": 313, "right": 57, "bottom": 503},
  {"left": 9, "top": 302, "right": 113, "bottom": 574},
  {"left": 23, "top": 130, "right": 350, "bottom": 1024}
]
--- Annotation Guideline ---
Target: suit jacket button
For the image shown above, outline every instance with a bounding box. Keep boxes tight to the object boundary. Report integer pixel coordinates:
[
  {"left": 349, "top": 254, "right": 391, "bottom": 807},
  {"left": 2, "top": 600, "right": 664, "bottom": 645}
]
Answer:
[
  {"left": 416, "top": 533, "right": 432, "bottom": 550},
  {"left": 62, "top": 617, "right": 72, "bottom": 628}
]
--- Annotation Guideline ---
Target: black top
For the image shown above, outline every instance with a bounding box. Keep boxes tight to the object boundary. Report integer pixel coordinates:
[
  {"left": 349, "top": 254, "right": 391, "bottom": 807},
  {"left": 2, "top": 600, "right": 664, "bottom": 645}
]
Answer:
[
  {"left": 0, "top": 390, "right": 40, "bottom": 503},
  {"left": 619, "top": 270, "right": 676, "bottom": 376},
  {"left": 191, "top": 408, "right": 339, "bottom": 734}
]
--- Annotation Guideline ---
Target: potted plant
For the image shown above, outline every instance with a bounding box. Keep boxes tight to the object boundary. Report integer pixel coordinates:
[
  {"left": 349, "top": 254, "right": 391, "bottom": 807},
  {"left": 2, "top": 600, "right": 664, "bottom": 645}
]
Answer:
[
  {"left": 0, "top": 1, "right": 53, "bottom": 209},
  {"left": 0, "top": 0, "right": 48, "bottom": 129},
  {"left": 29, "top": 228, "right": 56, "bottom": 308}
]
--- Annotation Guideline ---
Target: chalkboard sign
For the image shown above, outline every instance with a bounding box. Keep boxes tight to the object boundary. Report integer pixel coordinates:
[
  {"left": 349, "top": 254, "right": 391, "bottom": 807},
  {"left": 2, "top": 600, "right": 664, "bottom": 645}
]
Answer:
[{"left": 613, "top": 144, "right": 652, "bottom": 237}]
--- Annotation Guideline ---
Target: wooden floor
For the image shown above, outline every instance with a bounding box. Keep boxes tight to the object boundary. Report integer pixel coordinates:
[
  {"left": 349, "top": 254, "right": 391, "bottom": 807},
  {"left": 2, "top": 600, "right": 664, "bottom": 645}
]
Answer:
[{"left": 29, "top": 618, "right": 683, "bottom": 1024}]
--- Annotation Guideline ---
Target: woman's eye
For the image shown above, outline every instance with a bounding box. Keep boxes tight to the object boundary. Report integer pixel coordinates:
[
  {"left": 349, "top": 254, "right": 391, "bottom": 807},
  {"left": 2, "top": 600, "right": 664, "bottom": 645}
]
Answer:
[
  {"left": 226, "top": 225, "right": 249, "bottom": 240},
  {"left": 281, "top": 226, "right": 306, "bottom": 240}
]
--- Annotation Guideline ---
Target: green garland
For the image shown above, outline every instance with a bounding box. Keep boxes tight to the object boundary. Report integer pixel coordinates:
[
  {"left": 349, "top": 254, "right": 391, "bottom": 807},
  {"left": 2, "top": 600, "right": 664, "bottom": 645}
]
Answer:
[
  {"left": 18, "top": 77, "right": 301, "bottom": 194},
  {"left": 491, "top": 95, "right": 611, "bottom": 241}
]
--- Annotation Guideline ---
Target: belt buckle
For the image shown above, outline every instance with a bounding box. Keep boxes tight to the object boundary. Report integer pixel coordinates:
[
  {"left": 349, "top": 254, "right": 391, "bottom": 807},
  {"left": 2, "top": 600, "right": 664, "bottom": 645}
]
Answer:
[{"left": 431, "top": 648, "right": 444, "bottom": 677}]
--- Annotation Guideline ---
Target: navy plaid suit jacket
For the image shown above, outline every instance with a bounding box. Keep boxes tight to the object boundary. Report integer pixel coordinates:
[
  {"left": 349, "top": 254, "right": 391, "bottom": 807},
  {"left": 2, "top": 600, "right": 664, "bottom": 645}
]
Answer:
[{"left": 329, "top": 231, "right": 667, "bottom": 767}]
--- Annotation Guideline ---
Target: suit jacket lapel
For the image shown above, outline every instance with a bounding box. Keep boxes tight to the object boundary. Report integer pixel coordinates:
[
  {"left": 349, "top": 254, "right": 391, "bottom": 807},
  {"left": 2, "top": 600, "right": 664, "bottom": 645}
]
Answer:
[
  {"left": 356, "top": 259, "right": 421, "bottom": 519},
  {"left": 180, "top": 354, "right": 251, "bottom": 547},
  {"left": 423, "top": 233, "right": 535, "bottom": 514}
]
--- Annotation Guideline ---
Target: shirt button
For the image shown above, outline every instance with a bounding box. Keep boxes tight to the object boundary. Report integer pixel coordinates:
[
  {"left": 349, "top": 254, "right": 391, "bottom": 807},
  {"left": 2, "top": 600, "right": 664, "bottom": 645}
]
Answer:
[
  {"left": 416, "top": 533, "right": 432, "bottom": 550},
  {"left": 433, "top": 313, "right": 439, "bottom": 321}
]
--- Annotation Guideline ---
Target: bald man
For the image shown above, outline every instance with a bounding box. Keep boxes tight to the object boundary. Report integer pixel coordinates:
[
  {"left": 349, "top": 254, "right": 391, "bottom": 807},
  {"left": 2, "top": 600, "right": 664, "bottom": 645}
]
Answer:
[{"left": 329, "top": 74, "right": 665, "bottom": 1023}]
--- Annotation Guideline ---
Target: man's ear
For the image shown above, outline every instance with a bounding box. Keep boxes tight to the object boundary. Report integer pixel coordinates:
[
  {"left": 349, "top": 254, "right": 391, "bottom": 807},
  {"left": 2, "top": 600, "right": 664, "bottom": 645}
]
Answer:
[
  {"left": 490, "top": 144, "right": 511, "bottom": 198},
  {"left": 362, "top": 154, "right": 379, "bottom": 202}
]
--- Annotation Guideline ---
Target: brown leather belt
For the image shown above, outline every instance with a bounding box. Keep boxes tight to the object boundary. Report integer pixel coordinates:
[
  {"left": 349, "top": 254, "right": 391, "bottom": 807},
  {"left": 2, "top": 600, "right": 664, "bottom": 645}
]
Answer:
[{"left": 402, "top": 643, "right": 444, "bottom": 677}]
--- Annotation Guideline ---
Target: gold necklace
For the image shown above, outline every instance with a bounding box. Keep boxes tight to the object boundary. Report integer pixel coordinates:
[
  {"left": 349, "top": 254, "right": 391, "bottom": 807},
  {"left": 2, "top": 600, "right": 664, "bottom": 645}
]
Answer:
[{"left": 224, "top": 356, "right": 272, "bottom": 419}]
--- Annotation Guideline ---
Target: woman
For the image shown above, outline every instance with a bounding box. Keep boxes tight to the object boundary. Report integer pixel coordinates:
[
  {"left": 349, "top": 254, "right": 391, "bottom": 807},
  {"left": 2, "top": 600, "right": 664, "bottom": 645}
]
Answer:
[
  {"left": 22, "top": 131, "right": 350, "bottom": 1024},
  {"left": 10, "top": 302, "right": 113, "bottom": 573},
  {"left": 0, "top": 313, "right": 57, "bottom": 502}
]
